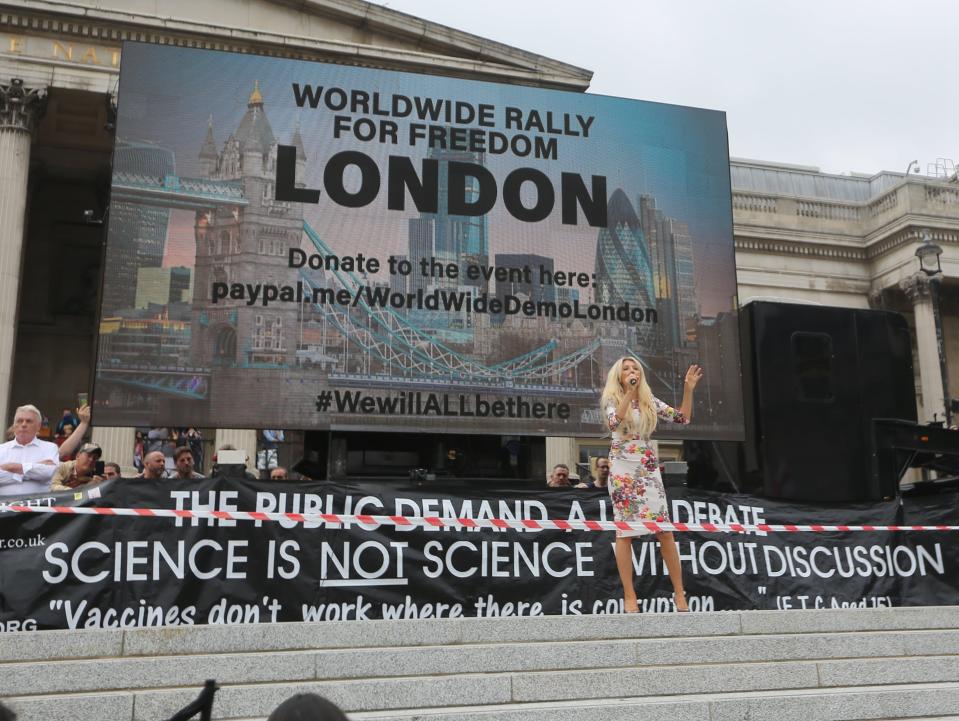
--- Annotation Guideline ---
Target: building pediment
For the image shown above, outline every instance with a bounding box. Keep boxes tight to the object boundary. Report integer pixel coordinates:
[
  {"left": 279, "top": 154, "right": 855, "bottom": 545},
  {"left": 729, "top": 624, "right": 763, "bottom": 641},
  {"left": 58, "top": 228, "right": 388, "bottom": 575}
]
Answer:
[{"left": 2, "top": 0, "right": 592, "bottom": 90}]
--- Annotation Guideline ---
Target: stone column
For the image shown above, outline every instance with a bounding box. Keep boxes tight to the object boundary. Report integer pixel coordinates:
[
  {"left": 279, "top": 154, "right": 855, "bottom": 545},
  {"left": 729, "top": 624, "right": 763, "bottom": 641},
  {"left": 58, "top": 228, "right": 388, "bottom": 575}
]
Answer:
[
  {"left": 545, "top": 436, "right": 578, "bottom": 482},
  {"left": 901, "top": 273, "right": 946, "bottom": 423},
  {"left": 91, "top": 426, "right": 136, "bottom": 474},
  {"left": 215, "top": 428, "right": 258, "bottom": 471},
  {"left": 0, "top": 79, "right": 45, "bottom": 421}
]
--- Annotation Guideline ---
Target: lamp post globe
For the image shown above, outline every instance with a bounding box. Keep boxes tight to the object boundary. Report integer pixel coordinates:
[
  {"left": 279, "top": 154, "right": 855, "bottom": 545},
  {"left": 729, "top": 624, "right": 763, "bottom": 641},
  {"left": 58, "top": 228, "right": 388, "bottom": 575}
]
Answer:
[{"left": 916, "top": 230, "right": 944, "bottom": 276}]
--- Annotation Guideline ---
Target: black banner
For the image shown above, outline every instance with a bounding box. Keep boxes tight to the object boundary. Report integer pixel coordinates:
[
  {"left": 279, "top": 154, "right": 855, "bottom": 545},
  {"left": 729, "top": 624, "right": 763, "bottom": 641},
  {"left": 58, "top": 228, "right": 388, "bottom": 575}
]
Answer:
[{"left": 2, "top": 478, "right": 958, "bottom": 631}]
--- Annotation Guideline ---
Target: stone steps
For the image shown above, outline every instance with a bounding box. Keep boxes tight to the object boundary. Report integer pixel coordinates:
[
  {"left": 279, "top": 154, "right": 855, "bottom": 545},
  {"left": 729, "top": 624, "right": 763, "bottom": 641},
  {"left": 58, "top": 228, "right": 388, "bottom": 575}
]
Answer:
[
  {"left": 9, "top": 654, "right": 959, "bottom": 706},
  {"left": 3, "top": 607, "right": 959, "bottom": 721},
  {"left": 348, "top": 684, "right": 959, "bottom": 721},
  {"left": 8, "top": 631, "right": 959, "bottom": 696}
]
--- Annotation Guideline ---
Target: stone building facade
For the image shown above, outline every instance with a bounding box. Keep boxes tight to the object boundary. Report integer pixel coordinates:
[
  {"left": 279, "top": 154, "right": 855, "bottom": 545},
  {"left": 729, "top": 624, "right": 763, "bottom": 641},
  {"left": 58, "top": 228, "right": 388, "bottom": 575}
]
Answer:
[{"left": 732, "top": 158, "right": 959, "bottom": 426}]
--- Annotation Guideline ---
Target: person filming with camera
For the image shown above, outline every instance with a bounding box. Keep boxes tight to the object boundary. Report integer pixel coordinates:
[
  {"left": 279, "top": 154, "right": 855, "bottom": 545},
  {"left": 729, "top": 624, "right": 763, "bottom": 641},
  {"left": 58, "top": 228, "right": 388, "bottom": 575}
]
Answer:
[{"left": 50, "top": 442, "right": 106, "bottom": 491}]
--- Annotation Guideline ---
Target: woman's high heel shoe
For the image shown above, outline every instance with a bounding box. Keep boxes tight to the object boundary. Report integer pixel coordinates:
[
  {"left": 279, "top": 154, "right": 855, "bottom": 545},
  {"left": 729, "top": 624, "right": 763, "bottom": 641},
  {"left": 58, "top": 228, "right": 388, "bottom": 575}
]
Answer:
[{"left": 673, "top": 592, "right": 689, "bottom": 612}]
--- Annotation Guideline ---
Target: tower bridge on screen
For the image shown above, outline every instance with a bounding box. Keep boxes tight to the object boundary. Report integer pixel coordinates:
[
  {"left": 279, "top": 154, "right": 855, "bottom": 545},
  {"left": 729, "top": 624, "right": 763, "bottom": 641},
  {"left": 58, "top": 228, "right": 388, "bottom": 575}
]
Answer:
[{"left": 103, "top": 172, "right": 603, "bottom": 400}]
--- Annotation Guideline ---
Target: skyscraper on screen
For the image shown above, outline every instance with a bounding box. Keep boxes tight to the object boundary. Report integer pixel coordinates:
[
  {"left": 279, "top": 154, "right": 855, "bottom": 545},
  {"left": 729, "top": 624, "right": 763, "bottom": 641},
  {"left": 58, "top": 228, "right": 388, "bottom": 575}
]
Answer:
[
  {"left": 594, "top": 189, "right": 656, "bottom": 344},
  {"left": 104, "top": 140, "right": 175, "bottom": 313}
]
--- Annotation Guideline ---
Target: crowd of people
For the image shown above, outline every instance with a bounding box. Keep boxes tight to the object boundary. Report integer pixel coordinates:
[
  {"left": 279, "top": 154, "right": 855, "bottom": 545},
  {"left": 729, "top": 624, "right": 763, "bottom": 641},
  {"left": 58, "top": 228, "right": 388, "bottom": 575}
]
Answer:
[
  {"left": 133, "top": 427, "right": 204, "bottom": 474},
  {"left": 546, "top": 458, "right": 611, "bottom": 489},
  {"left": 1, "top": 400, "right": 627, "bottom": 500},
  {"left": 0, "top": 403, "right": 291, "bottom": 498}
]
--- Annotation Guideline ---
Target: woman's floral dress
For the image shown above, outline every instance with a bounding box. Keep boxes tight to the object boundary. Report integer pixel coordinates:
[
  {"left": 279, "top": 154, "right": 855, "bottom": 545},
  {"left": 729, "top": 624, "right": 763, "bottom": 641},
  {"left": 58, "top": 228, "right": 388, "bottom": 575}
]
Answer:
[{"left": 605, "top": 398, "right": 688, "bottom": 538}]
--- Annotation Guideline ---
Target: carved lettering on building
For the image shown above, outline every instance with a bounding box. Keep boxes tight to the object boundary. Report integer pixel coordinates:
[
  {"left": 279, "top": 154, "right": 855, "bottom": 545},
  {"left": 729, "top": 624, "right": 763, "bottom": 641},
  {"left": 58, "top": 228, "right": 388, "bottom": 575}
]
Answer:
[{"left": 5, "top": 34, "right": 120, "bottom": 67}]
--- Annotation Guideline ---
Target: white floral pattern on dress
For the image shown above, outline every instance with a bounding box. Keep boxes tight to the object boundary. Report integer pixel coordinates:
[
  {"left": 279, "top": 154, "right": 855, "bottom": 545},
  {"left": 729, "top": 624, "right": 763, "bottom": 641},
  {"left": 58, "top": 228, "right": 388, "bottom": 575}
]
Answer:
[{"left": 606, "top": 398, "right": 688, "bottom": 537}]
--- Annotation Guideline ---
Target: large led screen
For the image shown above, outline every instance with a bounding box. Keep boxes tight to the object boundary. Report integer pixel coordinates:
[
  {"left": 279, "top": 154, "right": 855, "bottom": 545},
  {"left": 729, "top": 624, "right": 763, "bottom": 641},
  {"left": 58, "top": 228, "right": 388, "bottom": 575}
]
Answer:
[{"left": 95, "top": 43, "right": 743, "bottom": 438}]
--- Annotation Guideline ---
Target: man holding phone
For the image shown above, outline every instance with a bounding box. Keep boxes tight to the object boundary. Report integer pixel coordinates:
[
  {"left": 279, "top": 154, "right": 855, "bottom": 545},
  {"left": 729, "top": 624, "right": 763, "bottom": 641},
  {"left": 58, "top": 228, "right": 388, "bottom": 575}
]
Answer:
[{"left": 50, "top": 442, "right": 105, "bottom": 491}]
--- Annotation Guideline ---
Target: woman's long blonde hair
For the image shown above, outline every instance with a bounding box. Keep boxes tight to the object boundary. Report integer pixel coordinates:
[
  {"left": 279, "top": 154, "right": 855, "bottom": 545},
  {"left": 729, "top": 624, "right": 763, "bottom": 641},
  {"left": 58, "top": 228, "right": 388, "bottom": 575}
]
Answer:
[{"left": 600, "top": 356, "right": 657, "bottom": 439}]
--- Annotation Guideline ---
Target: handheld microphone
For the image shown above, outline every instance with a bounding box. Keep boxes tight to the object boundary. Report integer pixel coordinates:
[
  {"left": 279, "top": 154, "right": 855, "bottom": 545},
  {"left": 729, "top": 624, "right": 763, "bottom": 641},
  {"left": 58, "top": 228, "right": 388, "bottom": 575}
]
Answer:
[{"left": 629, "top": 377, "right": 637, "bottom": 386}]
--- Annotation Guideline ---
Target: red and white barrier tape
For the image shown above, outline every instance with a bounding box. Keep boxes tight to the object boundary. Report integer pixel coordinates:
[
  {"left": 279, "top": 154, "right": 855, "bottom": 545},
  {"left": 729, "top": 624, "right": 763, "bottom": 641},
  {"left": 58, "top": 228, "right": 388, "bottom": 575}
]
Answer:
[{"left": 1, "top": 504, "right": 958, "bottom": 533}]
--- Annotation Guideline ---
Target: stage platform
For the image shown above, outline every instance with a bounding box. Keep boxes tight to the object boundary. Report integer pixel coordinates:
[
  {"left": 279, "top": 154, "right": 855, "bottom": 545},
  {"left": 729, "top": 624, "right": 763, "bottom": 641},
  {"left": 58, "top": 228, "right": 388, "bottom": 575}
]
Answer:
[{"left": 4, "top": 606, "right": 959, "bottom": 721}]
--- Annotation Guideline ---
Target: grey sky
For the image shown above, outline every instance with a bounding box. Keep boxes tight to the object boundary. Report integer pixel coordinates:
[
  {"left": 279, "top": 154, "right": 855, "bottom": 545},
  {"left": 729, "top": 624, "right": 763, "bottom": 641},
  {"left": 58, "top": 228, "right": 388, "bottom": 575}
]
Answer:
[{"left": 373, "top": 0, "right": 956, "bottom": 177}]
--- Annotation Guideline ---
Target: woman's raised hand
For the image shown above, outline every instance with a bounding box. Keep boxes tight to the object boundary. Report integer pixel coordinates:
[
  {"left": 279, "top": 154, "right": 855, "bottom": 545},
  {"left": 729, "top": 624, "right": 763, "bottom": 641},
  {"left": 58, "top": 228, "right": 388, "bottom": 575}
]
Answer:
[{"left": 684, "top": 364, "right": 703, "bottom": 390}]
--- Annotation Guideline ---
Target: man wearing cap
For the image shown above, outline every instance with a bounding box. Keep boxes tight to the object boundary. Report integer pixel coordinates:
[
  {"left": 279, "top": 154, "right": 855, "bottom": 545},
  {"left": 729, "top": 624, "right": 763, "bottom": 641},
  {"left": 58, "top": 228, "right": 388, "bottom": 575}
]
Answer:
[
  {"left": 50, "top": 442, "right": 105, "bottom": 491},
  {"left": 0, "top": 404, "right": 60, "bottom": 496}
]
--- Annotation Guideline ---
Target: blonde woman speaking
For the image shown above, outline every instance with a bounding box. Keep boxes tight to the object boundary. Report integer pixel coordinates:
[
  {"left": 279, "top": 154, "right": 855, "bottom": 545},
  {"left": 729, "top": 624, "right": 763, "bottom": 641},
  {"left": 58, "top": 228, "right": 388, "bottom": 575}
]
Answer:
[{"left": 600, "top": 356, "right": 702, "bottom": 613}]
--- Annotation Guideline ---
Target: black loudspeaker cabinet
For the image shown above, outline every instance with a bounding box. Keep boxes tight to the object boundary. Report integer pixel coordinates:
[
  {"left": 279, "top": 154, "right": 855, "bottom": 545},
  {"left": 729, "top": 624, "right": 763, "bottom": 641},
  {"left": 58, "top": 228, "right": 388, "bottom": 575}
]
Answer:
[{"left": 741, "top": 301, "right": 916, "bottom": 503}]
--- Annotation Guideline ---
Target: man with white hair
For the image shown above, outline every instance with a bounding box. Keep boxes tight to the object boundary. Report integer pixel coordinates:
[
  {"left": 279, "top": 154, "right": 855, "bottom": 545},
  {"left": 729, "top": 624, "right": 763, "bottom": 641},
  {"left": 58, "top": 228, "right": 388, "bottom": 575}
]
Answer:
[{"left": 0, "top": 404, "right": 59, "bottom": 496}]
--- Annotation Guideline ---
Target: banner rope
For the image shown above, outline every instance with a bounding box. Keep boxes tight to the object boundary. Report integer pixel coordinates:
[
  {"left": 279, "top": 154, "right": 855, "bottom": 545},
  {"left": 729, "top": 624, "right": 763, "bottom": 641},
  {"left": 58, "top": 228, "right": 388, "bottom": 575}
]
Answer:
[{"left": 1, "top": 504, "right": 958, "bottom": 533}]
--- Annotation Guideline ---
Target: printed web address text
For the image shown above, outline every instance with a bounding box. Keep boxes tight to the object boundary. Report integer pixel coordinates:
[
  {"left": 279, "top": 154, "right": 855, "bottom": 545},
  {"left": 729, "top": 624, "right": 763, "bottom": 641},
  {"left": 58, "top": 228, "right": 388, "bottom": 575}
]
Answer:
[
  {"left": 317, "top": 391, "right": 570, "bottom": 419},
  {"left": 0, "top": 532, "right": 45, "bottom": 551},
  {"left": 212, "top": 282, "right": 657, "bottom": 323}
]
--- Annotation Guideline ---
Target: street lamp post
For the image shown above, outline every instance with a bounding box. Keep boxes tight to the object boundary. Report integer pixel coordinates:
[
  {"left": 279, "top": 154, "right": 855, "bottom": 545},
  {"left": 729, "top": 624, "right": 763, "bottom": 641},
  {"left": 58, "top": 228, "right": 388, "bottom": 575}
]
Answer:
[{"left": 916, "top": 230, "right": 951, "bottom": 426}]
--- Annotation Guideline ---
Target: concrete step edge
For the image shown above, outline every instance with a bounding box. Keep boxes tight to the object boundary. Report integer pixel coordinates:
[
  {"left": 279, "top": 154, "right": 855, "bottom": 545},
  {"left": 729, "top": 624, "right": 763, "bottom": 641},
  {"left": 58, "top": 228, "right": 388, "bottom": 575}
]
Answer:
[
  {"left": 12, "top": 677, "right": 959, "bottom": 704},
  {"left": 347, "top": 681, "right": 959, "bottom": 719},
  {"left": 8, "top": 652, "right": 959, "bottom": 697},
  {"left": 6, "top": 606, "right": 959, "bottom": 662},
  {"left": 78, "top": 712, "right": 959, "bottom": 721},
  {"left": 7, "top": 668, "right": 959, "bottom": 704},
  {"left": 6, "top": 630, "right": 959, "bottom": 671},
  {"left": 10, "top": 679, "right": 959, "bottom": 721},
  {"left": 6, "top": 622, "right": 959, "bottom": 664}
]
